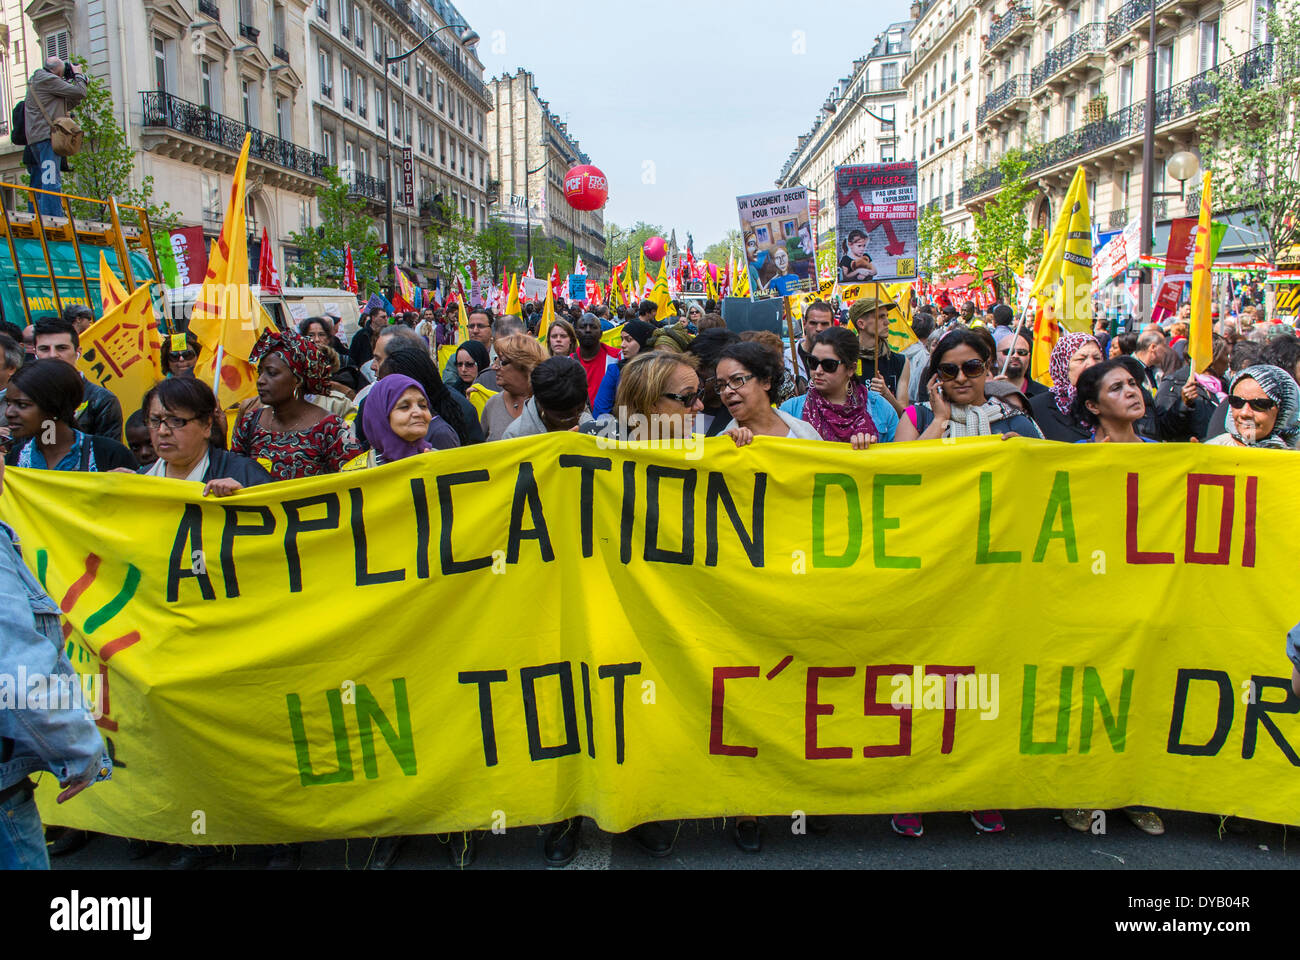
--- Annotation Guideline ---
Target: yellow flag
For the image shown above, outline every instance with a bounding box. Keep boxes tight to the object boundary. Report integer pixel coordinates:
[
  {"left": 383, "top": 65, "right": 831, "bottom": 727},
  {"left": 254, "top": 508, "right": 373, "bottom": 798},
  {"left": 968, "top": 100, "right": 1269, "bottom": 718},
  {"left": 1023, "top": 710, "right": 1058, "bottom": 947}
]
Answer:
[
  {"left": 457, "top": 294, "right": 471, "bottom": 343},
  {"left": 649, "top": 259, "right": 674, "bottom": 322},
  {"left": 504, "top": 273, "right": 521, "bottom": 318},
  {"left": 886, "top": 283, "right": 918, "bottom": 352},
  {"left": 1028, "top": 166, "right": 1092, "bottom": 331},
  {"left": 76, "top": 283, "right": 162, "bottom": 428},
  {"left": 190, "top": 133, "right": 270, "bottom": 408},
  {"left": 97, "top": 251, "right": 130, "bottom": 313},
  {"left": 601, "top": 323, "right": 625, "bottom": 349},
  {"left": 537, "top": 280, "right": 556, "bottom": 343},
  {"left": 1188, "top": 172, "right": 1215, "bottom": 375},
  {"left": 734, "top": 256, "right": 751, "bottom": 298},
  {"left": 466, "top": 383, "right": 498, "bottom": 418}
]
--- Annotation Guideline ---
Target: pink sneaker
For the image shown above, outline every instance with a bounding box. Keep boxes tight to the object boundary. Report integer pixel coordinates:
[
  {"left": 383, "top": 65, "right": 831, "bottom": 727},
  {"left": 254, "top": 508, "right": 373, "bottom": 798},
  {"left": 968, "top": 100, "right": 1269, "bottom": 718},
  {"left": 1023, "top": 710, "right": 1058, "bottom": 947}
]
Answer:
[
  {"left": 891, "top": 814, "right": 924, "bottom": 837},
  {"left": 970, "top": 810, "right": 1005, "bottom": 833}
]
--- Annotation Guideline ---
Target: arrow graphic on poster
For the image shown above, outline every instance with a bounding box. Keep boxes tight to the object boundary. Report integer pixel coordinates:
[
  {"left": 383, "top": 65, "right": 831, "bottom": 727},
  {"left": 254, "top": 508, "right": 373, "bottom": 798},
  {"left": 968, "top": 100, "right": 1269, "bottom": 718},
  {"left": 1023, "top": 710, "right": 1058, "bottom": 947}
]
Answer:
[{"left": 869, "top": 221, "right": 907, "bottom": 256}]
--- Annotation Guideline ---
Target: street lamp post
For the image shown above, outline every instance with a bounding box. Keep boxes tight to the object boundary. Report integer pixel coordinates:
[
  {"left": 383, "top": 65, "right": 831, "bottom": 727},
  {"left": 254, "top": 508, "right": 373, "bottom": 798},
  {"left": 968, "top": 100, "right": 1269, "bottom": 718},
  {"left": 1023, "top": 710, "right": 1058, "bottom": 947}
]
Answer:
[
  {"left": 384, "top": 22, "right": 479, "bottom": 295},
  {"left": 524, "top": 158, "right": 551, "bottom": 264},
  {"left": 825, "top": 94, "right": 896, "bottom": 126}
]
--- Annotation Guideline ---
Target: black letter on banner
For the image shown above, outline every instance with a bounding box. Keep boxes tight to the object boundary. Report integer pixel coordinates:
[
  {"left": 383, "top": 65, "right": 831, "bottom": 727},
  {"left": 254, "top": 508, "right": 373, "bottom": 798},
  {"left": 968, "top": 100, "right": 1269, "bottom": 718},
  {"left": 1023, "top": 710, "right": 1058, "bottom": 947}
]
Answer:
[
  {"left": 506, "top": 462, "right": 554, "bottom": 563},
  {"left": 349, "top": 487, "right": 406, "bottom": 586},
  {"left": 411, "top": 478, "right": 431, "bottom": 579},
  {"left": 620, "top": 461, "right": 636, "bottom": 564},
  {"left": 598, "top": 662, "right": 643, "bottom": 764},
  {"left": 458, "top": 670, "right": 508, "bottom": 767},
  {"left": 644, "top": 466, "right": 696, "bottom": 565},
  {"left": 1242, "top": 675, "right": 1300, "bottom": 765},
  {"left": 560, "top": 454, "right": 612, "bottom": 558},
  {"left": 219, "top": 505, "right": 275, "bottom": 599},
  {"left": 1166, "top": 669, "right": 1234, "bottom": 756},
  {"left": 437, "top": 470, "right": 493, "bottom": 575},
  {"left": 520, "top": 663, "right": 581, "bottom": 761},
  {"left": 282, "top": 495, "right": 341, "bottom": 594},
  {"left": 706, "top": 472, "right": 766, "bottom": 568},
  {"left": 167, "top": 504, "right": 215, "bottom": 602},
  {"left": 581, "top": 662, "right": 596, "bottom": 759}
]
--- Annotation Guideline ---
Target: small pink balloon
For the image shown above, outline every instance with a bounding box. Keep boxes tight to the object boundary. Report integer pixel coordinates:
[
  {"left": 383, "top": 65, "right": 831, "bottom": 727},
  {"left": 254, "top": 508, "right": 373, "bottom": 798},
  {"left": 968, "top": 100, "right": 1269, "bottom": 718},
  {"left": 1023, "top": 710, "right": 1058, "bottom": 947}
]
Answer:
[{"left": 643, "top": 237, "right": 667, "bottom": 262}]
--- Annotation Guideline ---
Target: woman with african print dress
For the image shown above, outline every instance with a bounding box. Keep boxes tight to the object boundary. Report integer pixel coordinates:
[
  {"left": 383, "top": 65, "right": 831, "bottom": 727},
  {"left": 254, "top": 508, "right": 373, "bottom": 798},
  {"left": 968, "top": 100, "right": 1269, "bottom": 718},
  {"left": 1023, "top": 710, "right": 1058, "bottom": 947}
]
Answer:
[{"left": 231, "top": 330, "right": 362, "bottom": 481}]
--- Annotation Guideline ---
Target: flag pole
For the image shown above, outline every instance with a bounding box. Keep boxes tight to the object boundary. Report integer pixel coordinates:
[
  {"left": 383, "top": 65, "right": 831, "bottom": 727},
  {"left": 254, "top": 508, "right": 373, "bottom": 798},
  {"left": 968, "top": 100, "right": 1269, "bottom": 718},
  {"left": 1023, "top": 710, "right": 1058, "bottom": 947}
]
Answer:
[{"left": 212, "top": 344, "right": 225, "bottom": 395}]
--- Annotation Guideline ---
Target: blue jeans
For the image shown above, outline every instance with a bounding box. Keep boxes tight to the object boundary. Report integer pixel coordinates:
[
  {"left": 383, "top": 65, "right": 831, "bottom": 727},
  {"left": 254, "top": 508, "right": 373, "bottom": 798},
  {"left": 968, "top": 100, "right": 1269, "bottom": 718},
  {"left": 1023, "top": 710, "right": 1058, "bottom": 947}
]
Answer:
[
  {"left": 25, "top": 139, "right": 63, "bottom": 218},
  {"left": 0, "top": 784, "right": 49, "bottom": 869}
]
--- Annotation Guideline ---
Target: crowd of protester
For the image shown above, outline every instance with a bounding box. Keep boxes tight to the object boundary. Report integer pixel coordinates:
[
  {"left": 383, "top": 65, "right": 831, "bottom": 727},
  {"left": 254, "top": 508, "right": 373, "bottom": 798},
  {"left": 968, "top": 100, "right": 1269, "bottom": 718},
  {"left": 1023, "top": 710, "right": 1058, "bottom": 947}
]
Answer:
[{"left": 3, "top": 288, "right": 1300, "bottom": 870}]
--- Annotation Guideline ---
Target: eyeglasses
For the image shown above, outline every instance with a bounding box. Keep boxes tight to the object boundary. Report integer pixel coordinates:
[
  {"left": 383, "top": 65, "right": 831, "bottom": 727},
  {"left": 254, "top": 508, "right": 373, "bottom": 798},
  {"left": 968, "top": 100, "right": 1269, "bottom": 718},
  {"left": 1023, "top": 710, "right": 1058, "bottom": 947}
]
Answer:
[
  {"left": 147, "top": 414, "right": 201, "bottom": 432},
  {"left": 1228, "top": 395, "right": 1278, "bottom": 413},
  {"left": 711, "top": 373, "right": 756, "bottom": 394},
  {"left": 999, "top": 348, "right": 1030, "bottom": 358},
  {"left": 936, "top": 359, "right": 988, "bottom": 381},
  {"left": 455, "top": 360, "right": 478, "bottom": 369},
  {"left": 168, "top": 350, "right": 197, "bottom": 362},
  {"left": 662, "top": 388, "right": 704, "bottom": 406},
  {"left": 498, "top": 358, "right": 514, "bottom": 369},
  {"left": 808, "top": 357, "right": 845, "bottom": 374}
]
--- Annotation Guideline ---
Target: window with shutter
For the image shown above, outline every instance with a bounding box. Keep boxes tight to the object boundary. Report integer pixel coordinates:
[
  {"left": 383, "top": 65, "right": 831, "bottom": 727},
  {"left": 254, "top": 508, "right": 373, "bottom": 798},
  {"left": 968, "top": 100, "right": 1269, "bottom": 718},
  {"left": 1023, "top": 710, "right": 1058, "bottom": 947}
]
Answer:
[
  {"left": 45, "top": 30, "right": 70, "bottom": 62},
  {"left": 1199, "top": 20, "right": 1219, "bottom": 73}
]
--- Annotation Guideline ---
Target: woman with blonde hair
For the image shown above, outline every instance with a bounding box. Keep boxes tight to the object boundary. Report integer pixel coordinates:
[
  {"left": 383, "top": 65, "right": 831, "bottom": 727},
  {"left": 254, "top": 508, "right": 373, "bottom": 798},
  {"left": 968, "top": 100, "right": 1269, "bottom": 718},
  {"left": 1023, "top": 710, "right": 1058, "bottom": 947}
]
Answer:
[
  {"left": 480, "top": 334, "right": 549, "bottom": 441},
  {"left": 546, "top": 317, "right": 578, "bottom": 358},
  {"left": 583, "top": 351, "right": 703, "bottom": 443}
]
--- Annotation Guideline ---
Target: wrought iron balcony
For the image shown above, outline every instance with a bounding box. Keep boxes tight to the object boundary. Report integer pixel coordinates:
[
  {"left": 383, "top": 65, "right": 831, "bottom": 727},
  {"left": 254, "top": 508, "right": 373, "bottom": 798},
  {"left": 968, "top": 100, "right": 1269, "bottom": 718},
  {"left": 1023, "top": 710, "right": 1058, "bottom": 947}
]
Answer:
[
  {"left": 199, "top": 0, "right": 220, "bottom": 21},
  {"left": 1107, "top": 0, "right": 1151, "bottom": 44},
  {"left": 1109, "top": 208, "right": 1129, "bottom": 228},
  {"left": 961, "top": 44, "right": 1275, "bottom": 203},
  {"left": 976, "top": 73, "right": 1030, "bottom": 125},
  {"left": 238, "top": 21, "right": 259, "bottom": 43},
  {"left": 315, "top": 0, "right": 328, "bottom": 21},
  {"left": 986, "top": 5, "right": 1033, "bottom": 52},
  {"left": 945, "top": 191, "right": 954, "bottom": 210},
  {"left": 348, "top": 172, "right": 387, "bottom": 203},
  {"left": 140, "top": 90, "right": 327, "bottom": 180},
  {"left": 273, "top": 43, "right": 289, "bottom": 63},
  {"left": 1031, "top": 23, "right": 1106, "bottom": 89}
]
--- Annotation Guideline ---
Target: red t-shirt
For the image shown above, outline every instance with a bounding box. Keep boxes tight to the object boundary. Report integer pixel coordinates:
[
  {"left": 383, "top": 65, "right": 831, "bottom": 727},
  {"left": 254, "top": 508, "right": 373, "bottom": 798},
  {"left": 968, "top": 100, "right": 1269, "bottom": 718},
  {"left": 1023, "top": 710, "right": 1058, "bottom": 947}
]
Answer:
[{"left": 577, "top": 344, "right": 620, "bottom": 406}]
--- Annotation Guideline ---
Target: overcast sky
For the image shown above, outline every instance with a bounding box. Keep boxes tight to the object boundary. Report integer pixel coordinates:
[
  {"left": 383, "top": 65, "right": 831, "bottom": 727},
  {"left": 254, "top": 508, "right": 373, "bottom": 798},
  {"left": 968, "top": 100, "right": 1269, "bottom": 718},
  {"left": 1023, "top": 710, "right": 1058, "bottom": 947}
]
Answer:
[{"left": 460, "top": 0, "right": 915, "bottom": 252}]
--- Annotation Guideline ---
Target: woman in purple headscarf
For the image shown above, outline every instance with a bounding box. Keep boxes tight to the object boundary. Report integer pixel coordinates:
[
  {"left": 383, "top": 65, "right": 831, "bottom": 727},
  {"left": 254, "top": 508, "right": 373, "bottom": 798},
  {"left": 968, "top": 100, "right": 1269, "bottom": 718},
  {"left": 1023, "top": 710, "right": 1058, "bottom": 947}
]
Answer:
[{"left": 341, "top": 374, "right": 435, "bottom": 470}]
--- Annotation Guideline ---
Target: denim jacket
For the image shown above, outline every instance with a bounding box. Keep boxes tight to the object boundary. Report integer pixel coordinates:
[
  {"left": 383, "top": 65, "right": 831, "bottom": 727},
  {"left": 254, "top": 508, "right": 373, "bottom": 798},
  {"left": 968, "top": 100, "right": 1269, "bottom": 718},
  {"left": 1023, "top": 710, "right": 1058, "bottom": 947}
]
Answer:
[{"left": 0, "top": 521, "right": 112, "bottom": 792}]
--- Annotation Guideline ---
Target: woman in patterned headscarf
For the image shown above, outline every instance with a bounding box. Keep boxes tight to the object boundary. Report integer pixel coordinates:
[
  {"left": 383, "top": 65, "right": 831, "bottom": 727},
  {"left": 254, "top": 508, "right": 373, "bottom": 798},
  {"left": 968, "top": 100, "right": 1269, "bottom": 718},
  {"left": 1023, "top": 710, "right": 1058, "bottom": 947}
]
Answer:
[
  {"left": 1027, "top": 332, "right": 1106, "bottom": 442},
  {"left": 1205, "top": 364, "right": 1300, "bottom": 449},
  {"left": 231, "top": 330, "right": 361, "bottom": 481}
]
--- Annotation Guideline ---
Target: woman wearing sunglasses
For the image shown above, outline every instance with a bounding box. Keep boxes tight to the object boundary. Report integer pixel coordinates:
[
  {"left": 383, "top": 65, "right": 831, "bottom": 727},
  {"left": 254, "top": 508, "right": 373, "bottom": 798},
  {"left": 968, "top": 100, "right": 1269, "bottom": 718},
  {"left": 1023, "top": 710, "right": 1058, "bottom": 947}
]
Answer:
[
  {"left": 1204, "top": 364, "right": 1299, "bottom": 449},
  {"left": 895, "top": 329, "right": 1042, "bottom": 441},
  {"left": 161, "top": 333, "right": 200, "bottom": 379},
  {"left": 583, "top": 351, "right": 704, "bottom": 444},
  {"left": 716, "top": 342, "right": 823, "bottom": 444},
  {"left": 779, "top": 327, "right": 898, "bottom": 448}
]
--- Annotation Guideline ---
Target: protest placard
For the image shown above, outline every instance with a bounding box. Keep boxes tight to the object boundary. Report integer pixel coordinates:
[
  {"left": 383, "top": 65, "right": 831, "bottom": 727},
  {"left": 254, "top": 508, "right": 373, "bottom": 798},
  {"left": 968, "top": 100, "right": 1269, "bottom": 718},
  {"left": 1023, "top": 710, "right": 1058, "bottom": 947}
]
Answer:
[
  {"left": 835, "top": 162, "right": 918, "bottom": 284},
  {"left": 735, "top": 187, "right": 817, "bottom": 301}
]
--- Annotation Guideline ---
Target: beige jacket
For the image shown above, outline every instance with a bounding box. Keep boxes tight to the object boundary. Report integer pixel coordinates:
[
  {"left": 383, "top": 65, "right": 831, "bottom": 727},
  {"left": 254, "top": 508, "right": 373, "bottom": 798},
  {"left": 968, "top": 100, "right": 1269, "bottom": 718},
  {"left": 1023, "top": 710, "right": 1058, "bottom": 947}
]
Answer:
[{"left": 24, "top": 68, "right": 88, "bottom": 144}]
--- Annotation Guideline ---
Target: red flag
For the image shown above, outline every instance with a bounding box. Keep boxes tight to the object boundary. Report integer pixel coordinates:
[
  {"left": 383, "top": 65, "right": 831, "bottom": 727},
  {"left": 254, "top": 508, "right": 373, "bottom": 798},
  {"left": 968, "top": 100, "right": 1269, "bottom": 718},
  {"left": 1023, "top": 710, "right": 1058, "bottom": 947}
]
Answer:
[
  {"left": 343, "top": 243, "right": 358, "bottom": 294},
  {"left": 468, "top": 259, "right": 479, "bottom": 284},
  {"left": 549, "top": 264, "right": 563, "bottom": 300},
  {"left": 258, "top": 227, "right": 282, "bottom": 296}
]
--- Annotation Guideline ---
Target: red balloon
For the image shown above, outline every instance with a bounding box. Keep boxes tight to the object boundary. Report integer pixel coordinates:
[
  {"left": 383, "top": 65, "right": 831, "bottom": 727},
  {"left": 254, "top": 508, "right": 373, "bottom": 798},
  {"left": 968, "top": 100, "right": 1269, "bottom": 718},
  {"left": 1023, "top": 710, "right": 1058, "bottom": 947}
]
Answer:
[
  {"left": 564, "top": 164, "right": 609, "bottom": 212},
  {"left": 643, "top": 236, "right": 667, "bottom": 262}
]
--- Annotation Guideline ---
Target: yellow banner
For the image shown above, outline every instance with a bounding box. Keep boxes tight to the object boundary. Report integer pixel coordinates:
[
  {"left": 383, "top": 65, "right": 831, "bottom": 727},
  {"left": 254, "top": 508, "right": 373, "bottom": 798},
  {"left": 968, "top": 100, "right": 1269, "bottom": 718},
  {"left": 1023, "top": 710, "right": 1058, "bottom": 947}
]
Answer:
[{"left": 3, "top": 437, "right": 1298, "bottom": 844}]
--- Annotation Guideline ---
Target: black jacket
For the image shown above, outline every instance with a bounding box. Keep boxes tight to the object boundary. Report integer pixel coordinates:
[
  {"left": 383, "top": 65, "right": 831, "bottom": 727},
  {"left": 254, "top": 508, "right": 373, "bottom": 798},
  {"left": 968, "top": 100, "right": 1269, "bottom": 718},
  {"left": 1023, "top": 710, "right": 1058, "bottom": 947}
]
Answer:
[
  {"left": 1030, "top": 384, "right": 1179, "bottom": 443},
  {"left": 135, "top": 447, "right": 272, "bottom": 486},
  {"left": 77, "top": 378, "right": 124, "bottom": 442},
  {"left": 5, "top": 432, "right": 136, "bottom": 471},
  {"left": 1154, "top": 364, "right": 1223, "bottom": 442},
  {"left": 349, "top": 328, "right": 375, "bottom": 369}
]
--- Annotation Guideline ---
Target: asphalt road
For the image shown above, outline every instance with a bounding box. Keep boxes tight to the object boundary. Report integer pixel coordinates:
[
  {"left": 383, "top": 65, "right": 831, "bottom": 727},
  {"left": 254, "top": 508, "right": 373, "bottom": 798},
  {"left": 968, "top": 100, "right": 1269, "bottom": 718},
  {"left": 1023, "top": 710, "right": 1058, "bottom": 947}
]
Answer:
[{"left": 49, "top": 809, "right": 1300, "bottom": 870}]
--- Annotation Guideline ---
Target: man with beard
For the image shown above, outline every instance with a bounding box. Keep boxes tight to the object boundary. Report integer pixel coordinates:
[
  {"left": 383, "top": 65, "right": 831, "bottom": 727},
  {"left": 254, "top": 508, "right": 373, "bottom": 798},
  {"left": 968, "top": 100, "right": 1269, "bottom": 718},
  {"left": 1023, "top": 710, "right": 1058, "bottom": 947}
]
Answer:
[
  {"left": 573, "top": 313, "right": 619, "bottom": 406},
  {"left": 996, "top": 329, "right": 1048, "bottom": 399}
]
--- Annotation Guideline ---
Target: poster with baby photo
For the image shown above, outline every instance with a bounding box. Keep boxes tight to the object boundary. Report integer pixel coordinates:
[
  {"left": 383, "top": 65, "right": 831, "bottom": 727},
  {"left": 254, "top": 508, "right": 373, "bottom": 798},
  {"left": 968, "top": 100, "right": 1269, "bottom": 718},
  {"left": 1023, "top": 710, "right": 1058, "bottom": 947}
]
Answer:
[
  {"left": 834, "top": 162, "right": 918, "bottom": 284},
  {"left": 735, "top": 187, "right": 817, "bottom": 301}
]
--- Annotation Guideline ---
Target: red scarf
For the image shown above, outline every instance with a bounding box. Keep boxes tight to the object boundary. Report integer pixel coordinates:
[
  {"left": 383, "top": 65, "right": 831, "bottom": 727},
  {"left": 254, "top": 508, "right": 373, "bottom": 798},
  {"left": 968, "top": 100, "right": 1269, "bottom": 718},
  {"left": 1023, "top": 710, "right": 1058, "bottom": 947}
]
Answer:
[{"left": 803, "top": 383, "right": 878, "bottom": 442}]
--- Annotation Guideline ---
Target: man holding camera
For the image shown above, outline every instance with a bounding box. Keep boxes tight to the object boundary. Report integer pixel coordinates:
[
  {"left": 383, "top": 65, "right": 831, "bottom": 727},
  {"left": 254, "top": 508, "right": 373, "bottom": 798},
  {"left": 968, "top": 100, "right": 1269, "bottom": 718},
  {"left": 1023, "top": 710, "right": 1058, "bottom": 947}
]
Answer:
[{"left": 24, "top": 56, "right": 87, "bottom": 217}]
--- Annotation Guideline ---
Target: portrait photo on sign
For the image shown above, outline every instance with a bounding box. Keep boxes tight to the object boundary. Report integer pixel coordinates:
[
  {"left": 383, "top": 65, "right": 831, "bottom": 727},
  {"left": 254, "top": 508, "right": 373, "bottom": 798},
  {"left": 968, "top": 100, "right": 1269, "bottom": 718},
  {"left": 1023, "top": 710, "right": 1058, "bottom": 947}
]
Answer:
[
  {"left": 735, "top": 187, "right": 817, "bottom": 300},
  {"left": 834, "top": 161, "right": 919, "bottom": 284}
]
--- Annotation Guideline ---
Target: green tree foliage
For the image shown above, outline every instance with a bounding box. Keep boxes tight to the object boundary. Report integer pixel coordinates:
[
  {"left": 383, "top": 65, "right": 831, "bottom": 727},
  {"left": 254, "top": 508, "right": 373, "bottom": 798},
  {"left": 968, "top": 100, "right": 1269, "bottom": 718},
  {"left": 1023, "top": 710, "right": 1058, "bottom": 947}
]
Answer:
[
  {"left": 1201, "top": 5, "right": 1300, "bottom": 268},
  {"left": 972, "top": 148, "right": 1041, "bottom": 298},
  {"left": 701, "top": 229, "right": 741, "bottom": 266},
  {"left": 286, "top": 167, "right": 386, "bottom": 294},
  {"left": 60, "top": 63, "right": 179, "bottom": 228},
  {"left": 475, "top": 217, "right": 523, "bottom": 280},
  {"left": 605, "top": 221, "right": 665, "bottom": 268},
  {"left": 917, "top": 204, "right": 972, "bottom": 283}
]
